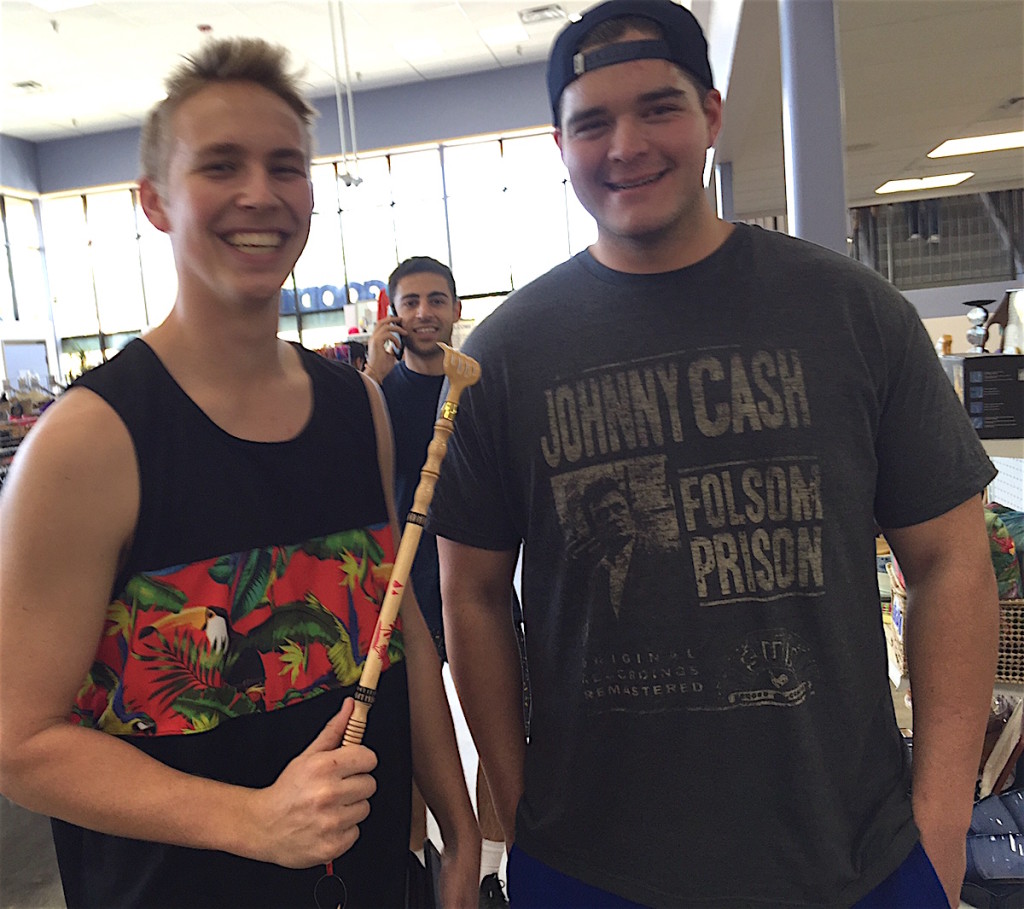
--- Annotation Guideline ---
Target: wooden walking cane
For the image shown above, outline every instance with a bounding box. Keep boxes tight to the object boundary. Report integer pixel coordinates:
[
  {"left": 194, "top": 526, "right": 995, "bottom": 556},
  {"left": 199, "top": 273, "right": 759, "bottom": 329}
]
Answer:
[
  {"left": 343, "top": 341, "right": 480, "bottom": 745},
  {"left": 316, "top": 344, "right": 480, "bottom": 909}
]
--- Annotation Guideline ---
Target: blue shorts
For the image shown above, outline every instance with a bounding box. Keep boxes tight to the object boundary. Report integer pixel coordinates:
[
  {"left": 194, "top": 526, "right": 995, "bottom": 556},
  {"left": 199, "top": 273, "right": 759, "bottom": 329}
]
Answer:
[
  {"left": 507, "top": 846, "right": 647, "bottom": 908},
  {"left": 852, "top": 842, "right": 948, "bottom": 908},
  {"left": 507, "top": 841, "right": 947, "bottom": 908}
]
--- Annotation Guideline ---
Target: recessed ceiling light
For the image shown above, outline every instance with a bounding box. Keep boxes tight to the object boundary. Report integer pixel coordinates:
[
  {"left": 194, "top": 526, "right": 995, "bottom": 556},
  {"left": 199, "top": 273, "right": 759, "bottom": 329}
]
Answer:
[
  {"left": 519, "top": 5, "right": 567, "bottom": 25},
  {"left": 875, "top": 173, "right": 974, "bottom": 194},
  {"left": 927, "top": 130, "right": 1024, "bottom": 158}
]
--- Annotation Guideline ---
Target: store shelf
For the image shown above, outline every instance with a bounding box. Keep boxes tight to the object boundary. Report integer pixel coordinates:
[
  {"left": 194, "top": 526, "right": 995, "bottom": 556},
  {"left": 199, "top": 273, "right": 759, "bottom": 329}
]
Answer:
[
  {"left": 983, "top": 438, "right": 1024, "bottom": 459},
  {"left": 0, "top": 417, "right": 38, "bottom": 489},
  {"left": 989, "top": 453, "right": 1024, "bottom": 511}
]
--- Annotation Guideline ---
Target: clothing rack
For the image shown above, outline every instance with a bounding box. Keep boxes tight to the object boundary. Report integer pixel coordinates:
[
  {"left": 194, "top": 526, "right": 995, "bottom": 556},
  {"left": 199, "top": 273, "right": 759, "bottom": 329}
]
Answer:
[{"left": 0, "top": 417, "right": 38, "bottom": 490}]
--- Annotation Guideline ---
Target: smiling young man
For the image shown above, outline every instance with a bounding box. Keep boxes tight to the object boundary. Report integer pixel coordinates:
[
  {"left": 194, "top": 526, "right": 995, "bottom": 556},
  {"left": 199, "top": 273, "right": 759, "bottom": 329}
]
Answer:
[
  {"left": 553, "top": 27, "right": 728, "bottom": 273},
  {"left": 0, "top": 39, "right": 479, "bottom": 908},
  {"left": 428, "top": 1, "right": 1000, "bottom": 907},
  {"left": 366, "top": 256, "right": 463, "bottom": 387}
]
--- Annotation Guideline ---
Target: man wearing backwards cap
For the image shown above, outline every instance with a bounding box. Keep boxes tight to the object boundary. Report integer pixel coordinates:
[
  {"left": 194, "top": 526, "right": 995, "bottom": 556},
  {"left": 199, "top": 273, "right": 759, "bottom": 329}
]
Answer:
[{"left": 430, "top": 0, "right": 998, "bottom": 906}]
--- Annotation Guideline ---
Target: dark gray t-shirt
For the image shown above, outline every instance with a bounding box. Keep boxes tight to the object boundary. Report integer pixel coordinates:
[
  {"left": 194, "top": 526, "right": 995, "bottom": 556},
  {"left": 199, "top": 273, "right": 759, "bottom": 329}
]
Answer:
[{"left": 429, "top": 223, "right": 995, "bottom": 907}]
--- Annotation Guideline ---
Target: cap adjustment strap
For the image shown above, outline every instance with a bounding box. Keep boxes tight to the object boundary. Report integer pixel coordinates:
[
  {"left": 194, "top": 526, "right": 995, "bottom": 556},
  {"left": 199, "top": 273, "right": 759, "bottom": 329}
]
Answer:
[{"left": 573, "top": 39, "right": 673, "bottom": 77}]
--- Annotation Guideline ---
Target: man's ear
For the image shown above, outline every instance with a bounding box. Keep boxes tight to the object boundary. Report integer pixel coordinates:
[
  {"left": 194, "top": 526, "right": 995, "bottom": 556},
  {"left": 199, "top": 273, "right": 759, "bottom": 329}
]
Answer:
[
  {"left": 553, "top": 128, "right": 564, "bottom": 158},
  {"left": 702, "top": 89, "right": 724, "bottom": 149},
  {"left": 138, "top": 177, "right": 171, "bottom": 234},
  {"left": 453, "top": 297, "right": 463, "bottom": 322}
]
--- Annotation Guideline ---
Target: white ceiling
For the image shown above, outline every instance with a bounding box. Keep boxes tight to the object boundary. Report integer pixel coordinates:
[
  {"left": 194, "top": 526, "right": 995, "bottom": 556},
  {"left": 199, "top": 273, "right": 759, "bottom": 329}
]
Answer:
[
  {"left": 717, "top": 0, "right": 1024, "bottom": 213},
  {"left": 0, "top": 1, "right": 593, "bottom": 138},
  {"left": 1, "top": 0, "right": 1022, "bottom": 217}
]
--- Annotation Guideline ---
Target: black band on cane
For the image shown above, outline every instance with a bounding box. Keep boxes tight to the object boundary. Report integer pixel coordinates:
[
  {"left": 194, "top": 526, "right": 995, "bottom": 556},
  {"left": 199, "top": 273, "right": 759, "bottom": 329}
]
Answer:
[{"left": 354, "top": 686, "right": 377, "bottom": 706}]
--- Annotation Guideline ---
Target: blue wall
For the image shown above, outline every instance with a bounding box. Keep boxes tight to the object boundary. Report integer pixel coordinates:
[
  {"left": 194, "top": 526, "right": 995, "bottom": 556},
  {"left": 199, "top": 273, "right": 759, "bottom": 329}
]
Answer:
[
  {"left": 0, "top": 61, "right": 552, "bottom": 195},
  {"left": 0, "top": 135, "right": 40, "bottom": 193},
  {"left": 35, "top": 126, "right": 142, "bottom": 194},
  {"left": 319, "top": 62, "right": 550, "bottom": 154}
]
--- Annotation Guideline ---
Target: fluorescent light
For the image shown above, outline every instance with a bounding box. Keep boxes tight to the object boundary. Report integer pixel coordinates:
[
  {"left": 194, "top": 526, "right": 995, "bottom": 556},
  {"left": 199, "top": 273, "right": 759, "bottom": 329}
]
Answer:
[
  {"left": 519, "top": 5, "right": 567, "bottom": 25},
  {"left": 875, "top": 173, "right": 974, "bottom": 194},
  {"left": 928, "top": 130, "right": 1024, "bottom": 158}
]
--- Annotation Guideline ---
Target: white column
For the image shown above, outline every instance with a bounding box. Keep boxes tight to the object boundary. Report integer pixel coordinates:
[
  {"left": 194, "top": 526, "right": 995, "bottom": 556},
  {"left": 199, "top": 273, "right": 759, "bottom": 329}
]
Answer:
[
  {"left": 778, "top": 0, "right": 848, "bottom": 254},
  {"left": 715, "top": 160, "right": 735, "bottom": 221}
]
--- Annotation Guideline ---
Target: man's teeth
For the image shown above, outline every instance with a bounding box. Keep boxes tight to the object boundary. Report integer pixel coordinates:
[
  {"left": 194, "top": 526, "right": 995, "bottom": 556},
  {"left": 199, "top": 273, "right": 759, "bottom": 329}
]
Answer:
[
  {"left": 609, "top": 173, "right": 661, "bottom": 190},
  {"left": 226, "top": 232, "right": 283, "bottom": 250}
]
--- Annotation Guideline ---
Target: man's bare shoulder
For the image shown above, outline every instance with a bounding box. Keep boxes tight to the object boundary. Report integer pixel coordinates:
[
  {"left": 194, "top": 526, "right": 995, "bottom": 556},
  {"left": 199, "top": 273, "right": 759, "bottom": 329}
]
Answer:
[
  {"left": 10, "top": 387, "right": 135, "bottom": 477},
  {"left": 2, "top": 387, "right": 139, "bottom": 537}
]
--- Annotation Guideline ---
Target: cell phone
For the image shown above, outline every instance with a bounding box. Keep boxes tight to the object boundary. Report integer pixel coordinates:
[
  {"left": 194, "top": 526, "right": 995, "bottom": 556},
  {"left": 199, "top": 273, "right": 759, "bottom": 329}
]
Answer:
[{"left": 386, "top": 300, "right": 404, "bottom": 359}]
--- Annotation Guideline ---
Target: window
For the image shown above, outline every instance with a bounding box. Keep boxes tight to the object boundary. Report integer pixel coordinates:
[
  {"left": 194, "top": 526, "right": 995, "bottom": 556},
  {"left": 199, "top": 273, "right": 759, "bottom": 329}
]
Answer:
[
  {"left": 3, "top": 195, "right": 48, "bottom": 323},
  {"left": 293, "top": 162, "right": 345, "bottom": 307},
  {"left": 86, "top": 190, "right": 147, "bottom": 334},
  {"left": 0, "top": 199, "right": 16, "bottom": 324},
  {"left": 136, "top": 191, "right": 176, "bottom": 327},
  {"left": 567, "top": 185, "right": 598, "bottom": 253},
  {"left": 30, "top": 124, "right": 603, "bottom": 358},
  {"left": 339, "top": 155, "right": 398, "bottom": 311},
  {"left": 389, "top": 148, "right": 448, "bottom": 266},
  {"left": 445, "top": 140, "right": 511, "bottom": 296},
  {"left": 503, "top": 133, "right": 576, "bottom": 287},
  {"left": 0, "top": 250, "right": 13, "bottom": 325},
  {"left": 40, "top": 195, "right": 98, "bottom": 339}
]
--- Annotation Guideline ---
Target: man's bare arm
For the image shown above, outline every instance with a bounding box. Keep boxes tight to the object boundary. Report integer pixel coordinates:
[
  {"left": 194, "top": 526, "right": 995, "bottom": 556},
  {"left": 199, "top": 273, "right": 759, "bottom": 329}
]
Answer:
[
  {"left": 886, "top": 494, "right": 999, "bottom": 907},
  {"left": 362, "top": 373, "right": 481, "bottom": 907},
  {"left": 0, "top": 390, "right": 378, "bottom": 868},
  {"left": 438, "top": 538, "right": 524, "bottom": 843}
]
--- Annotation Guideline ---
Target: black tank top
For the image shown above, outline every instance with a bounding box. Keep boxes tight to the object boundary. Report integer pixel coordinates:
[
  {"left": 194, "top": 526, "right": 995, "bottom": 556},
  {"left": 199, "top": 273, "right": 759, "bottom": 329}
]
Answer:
[{"left": 53, "top": 339, "right": 411, "bottom": 908}]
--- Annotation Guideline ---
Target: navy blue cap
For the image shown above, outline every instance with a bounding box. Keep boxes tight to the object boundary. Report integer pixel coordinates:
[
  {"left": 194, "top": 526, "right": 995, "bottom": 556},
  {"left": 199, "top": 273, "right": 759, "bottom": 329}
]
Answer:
[{"left": 547, "top": 0, "right": 714, "bottom": 125}]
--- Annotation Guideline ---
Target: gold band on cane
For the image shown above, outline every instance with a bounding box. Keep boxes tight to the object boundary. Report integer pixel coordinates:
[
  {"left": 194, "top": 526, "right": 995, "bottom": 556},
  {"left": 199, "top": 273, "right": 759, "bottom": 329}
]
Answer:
[{"left": 441, "top": 401, "right": 459, "bottom": 420}]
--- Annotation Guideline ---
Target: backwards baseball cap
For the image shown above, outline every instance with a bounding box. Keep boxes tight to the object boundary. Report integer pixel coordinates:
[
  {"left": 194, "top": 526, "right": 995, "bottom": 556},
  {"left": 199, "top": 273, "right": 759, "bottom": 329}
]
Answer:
[{"left": 546, "top": 0, "right": 714, "bottom": 125}]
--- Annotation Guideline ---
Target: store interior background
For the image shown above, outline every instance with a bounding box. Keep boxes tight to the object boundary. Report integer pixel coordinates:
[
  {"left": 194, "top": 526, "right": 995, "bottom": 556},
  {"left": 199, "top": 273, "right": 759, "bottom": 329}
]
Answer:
[
  {"left": 0, "top": 0, "right": 1022, "bottom": 389},
  {"left": 0, "top": 1, "right": 1022, "bottom": 906}
]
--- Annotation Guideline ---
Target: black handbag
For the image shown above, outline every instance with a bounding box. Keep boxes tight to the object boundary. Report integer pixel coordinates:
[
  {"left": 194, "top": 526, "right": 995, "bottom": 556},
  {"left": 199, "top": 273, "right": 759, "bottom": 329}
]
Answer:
[{"left": 405, "top": 839, "right": 443, "bottom": 909}]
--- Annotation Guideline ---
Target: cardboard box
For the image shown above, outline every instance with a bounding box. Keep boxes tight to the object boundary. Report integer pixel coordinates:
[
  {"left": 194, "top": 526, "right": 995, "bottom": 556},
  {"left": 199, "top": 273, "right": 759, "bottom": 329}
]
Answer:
[{"left": 941, "top": 354, "right": 1024, "bottom": 439}]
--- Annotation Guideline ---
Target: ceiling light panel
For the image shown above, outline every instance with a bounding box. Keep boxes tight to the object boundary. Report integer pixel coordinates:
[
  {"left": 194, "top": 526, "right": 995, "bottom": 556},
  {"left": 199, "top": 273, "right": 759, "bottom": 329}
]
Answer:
[
  {"left": 875, "top": 173, "right": 974, "bottom": 194},
  {"left": 928, "top": 130, "right": 1024, "bottom": 157},
  {"left": 518, "top": 5, "right": 567, "bottom": 25}
]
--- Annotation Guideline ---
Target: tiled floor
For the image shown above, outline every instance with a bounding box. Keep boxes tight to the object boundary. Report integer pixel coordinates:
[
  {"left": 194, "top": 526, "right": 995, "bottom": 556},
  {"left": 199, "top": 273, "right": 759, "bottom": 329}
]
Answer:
[{"left": 0, "top": 796, "right": 64, "bottom": 909}]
